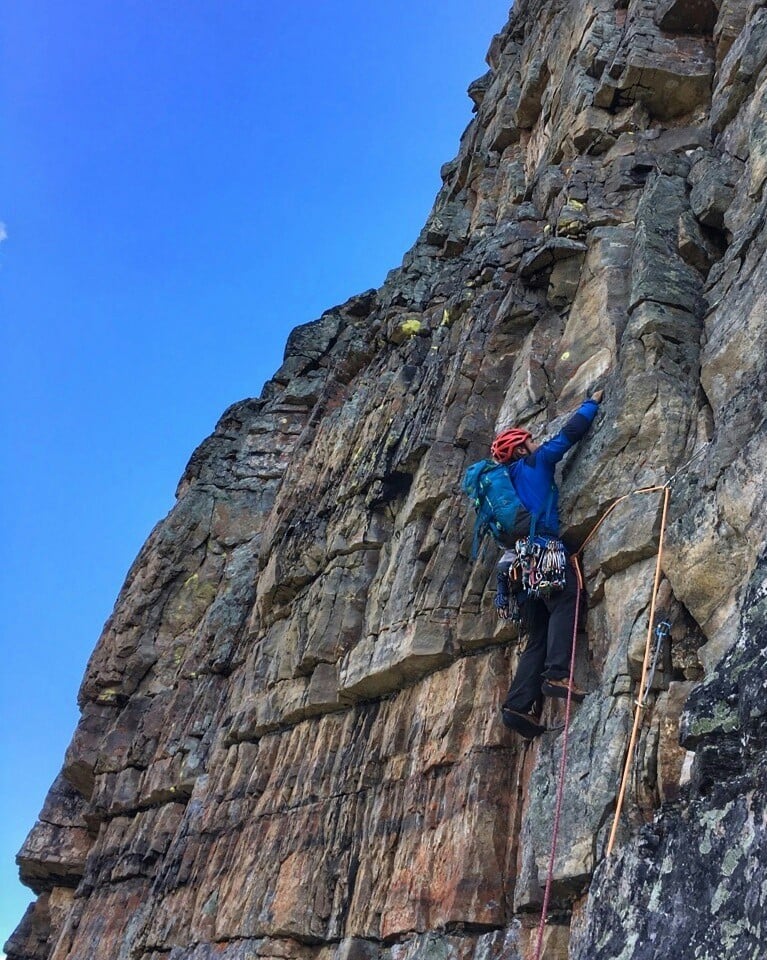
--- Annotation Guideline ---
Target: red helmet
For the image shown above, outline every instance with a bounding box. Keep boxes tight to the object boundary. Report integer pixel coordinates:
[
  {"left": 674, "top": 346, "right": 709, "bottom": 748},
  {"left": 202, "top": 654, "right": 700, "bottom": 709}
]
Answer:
[{"left": 491, "top": 428, "right": 531, "bottom": 463}]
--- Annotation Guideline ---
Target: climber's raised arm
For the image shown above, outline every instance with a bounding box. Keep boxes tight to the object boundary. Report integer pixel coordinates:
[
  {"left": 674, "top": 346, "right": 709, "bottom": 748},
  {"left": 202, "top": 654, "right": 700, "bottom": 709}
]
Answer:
[{"left": 537, "top": 392, "right": 603, "bottom": 467}]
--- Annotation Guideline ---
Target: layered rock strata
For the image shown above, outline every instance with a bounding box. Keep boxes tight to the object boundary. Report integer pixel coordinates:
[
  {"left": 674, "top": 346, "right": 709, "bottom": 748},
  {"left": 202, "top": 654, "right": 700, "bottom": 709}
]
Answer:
[{"left": 8, "top": 1, "right": 767, "bottom": 958}]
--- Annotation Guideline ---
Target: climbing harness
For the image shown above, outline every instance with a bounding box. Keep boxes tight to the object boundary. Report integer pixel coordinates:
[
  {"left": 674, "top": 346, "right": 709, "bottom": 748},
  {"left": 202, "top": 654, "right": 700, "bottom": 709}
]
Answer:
[{"left": 496, "top": 536, "right": 567, "bottom": 626}]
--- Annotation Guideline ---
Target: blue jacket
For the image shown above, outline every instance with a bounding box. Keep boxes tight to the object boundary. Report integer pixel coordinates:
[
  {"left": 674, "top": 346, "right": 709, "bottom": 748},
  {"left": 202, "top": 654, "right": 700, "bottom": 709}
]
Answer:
[{"left": 508, "top": 398, "right": 599, "bottom": 537}]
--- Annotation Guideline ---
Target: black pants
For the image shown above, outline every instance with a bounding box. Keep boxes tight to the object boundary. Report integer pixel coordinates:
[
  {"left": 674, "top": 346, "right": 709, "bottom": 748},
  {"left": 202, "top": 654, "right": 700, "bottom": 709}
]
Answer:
[{"left": 503, "top": 561, "right": 581, "bottom": 714}]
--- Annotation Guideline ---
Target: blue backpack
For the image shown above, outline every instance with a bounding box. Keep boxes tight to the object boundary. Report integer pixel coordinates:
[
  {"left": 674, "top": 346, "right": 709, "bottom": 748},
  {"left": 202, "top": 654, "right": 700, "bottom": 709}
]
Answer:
[{"left": 462, "top": 460, "right": 525, "bottom": 560}]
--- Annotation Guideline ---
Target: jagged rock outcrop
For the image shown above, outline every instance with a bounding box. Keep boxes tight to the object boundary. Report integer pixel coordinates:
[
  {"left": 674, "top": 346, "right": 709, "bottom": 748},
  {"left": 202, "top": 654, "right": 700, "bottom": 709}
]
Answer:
[{"left": 8, "top": 1, "right": 767, "bottom": 958}]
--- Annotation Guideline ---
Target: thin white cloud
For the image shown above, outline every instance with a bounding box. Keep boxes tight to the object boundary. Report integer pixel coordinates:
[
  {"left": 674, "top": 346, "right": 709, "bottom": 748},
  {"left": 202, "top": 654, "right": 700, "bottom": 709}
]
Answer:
[{"left": 0, "top": 222, "right": 7, "bottom": 242}]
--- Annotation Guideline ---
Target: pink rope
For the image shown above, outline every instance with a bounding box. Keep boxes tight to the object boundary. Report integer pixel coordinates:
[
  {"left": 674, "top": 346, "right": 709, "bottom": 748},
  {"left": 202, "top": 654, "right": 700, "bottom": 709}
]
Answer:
[{"left": 532, "top": 556, "right": 583, "bottom": 960}]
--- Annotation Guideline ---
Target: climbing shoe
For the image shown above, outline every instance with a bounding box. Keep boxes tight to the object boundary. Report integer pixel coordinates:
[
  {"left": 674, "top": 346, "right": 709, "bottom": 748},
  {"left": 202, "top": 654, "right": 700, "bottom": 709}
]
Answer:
[
  {"left": 541, "top": 678, "right": 586, "bottom": 703},
  {"left": 501, "top": 707, "right": 546, "bottom": 739}
]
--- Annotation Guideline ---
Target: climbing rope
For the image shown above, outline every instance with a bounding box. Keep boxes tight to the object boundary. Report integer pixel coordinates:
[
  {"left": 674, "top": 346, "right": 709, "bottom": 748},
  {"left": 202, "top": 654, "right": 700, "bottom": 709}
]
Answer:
[
  {"left": 530, "top": 444, "right": 710, "bottom": 953},
  {"left": 606, "top": 484, "right": 670, "bottom": 854},
  {"left": 574, "top": 484, "right": 667, "bottom": 559},
  {"left": 532, "top": 555, "right": 583, "bottom": 960}
]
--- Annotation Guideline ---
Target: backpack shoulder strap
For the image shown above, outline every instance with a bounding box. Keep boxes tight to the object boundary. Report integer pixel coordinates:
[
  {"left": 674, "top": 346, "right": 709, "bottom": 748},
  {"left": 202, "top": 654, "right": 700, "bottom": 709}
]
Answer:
[{"left": 464, "top": 460, "right": 496, "bottom": 560}]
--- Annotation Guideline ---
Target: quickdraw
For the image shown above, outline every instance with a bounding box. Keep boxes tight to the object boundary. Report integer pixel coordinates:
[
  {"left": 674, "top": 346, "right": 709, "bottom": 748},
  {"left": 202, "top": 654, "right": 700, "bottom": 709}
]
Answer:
[
  {"left": 636, "top": 619, "right": 671, "bottom": 710},
  {"left": 514, "top": 537, "right": 567, "bottom": 598},
  {"left": 631, "top": 619, "right": 673, "bottom": 819}
]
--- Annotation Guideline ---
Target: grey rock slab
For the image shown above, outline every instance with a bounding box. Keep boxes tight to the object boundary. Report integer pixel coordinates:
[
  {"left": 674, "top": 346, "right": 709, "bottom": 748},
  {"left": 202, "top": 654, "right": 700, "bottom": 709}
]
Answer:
[
  {"left": 518, "top": 238, "right": 588, "bottom": 278},
  {"left": 630, "top": 173, "right": 706, "bottom": 315},
  {"left": 17, "top": 774, "right": 91, "bottom": 894},
  {"left": 514, "top": 690, "right": 632, "bottom": 910},
  {"left": 689, "top": 157, "right": 737, "bottom": 229},
  {"left": 655, "top": 0, "right": 718, "bottom": 33},
  {"left": 710, "top": 8, "right": 767, "bottom": 133}
]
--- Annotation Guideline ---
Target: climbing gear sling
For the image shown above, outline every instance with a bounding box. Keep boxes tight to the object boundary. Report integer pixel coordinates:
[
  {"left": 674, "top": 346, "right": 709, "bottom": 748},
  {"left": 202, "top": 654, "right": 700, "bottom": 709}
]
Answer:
[
  {"left": 518, "top": 537, "right": 567, "bottom": 598},
  {"left": 600, "top": 445, "right": 710, "bottom": 854}
]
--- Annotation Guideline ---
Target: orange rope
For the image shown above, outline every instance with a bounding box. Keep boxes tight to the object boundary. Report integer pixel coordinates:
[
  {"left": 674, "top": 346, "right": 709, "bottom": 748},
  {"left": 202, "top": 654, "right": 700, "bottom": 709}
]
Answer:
[
  {"left": 606, "top": 484, "right": 671, "bottom": 855},
  {"left": 574, "top": 485, "right": 667, "bottom": 559},
  {"left": 530, "top": 481, "right": 671, "bottom": 957},
  {"left": 532, "top": 556, "right": 584, "bottom": 960},
  {"left": 528, "top": 478, "right": 677, "bottom": 955}
]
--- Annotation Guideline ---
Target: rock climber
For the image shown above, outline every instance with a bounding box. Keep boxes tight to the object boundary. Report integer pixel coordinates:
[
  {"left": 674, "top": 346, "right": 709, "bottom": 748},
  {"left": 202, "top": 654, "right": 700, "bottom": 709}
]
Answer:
[{"left": 494, "top": 390, "right": 604, "bottom": 739}]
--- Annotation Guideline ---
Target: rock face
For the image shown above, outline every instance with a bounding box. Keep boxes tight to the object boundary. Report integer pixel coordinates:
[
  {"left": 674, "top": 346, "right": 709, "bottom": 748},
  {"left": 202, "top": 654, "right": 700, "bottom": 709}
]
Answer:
[
  {"left": 8, "top": 1, "right": 767, "bottom": 959},
  {"left": 571, "top": 554, "right": 767, "bottom": 960}
]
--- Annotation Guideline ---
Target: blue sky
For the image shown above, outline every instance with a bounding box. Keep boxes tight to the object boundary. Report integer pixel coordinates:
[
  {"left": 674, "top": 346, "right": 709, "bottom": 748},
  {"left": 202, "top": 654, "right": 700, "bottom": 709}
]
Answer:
[{"left": 0, "top": 0, "right": 509, "bottom": 946}]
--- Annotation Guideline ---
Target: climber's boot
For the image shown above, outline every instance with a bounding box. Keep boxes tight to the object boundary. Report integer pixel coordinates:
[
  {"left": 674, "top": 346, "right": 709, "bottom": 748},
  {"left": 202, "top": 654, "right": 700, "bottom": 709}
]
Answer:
[
  {"left": 501, "top": 707, "right": 546, "bottom": 739},
  {"left": 541, "top": 677, "right": 586, "bottom": 703}
]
